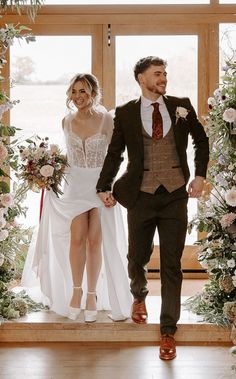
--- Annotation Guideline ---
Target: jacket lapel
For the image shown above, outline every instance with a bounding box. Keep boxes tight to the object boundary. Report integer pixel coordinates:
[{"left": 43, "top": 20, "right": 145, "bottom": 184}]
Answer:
[
  {"left": 133, "top": 97, "right": 143, "bottom": 131},
  {"left": 127, "top": 98, "right": 144, "bottom": 158},
  {"left": 163, "top": 95, "right": 177, "bottom": 126}
]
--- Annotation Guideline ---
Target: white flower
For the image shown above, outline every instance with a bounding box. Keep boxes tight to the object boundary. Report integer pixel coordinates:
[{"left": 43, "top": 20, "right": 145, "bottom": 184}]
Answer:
[
  {"left": 0, "top": 217, "right": 6, "bottom": 228},
  {"left": 220, "top": 213, "right": 236, "bottom": 228},
  {"left": 227, "top": 259, "right": 236, "bottom": 268},
  {"left": 207, "top": 259, "right": 218, "bottom": 270},
  {"left": 225, "top": 188, "right": 236, "bottom": 207},
  {"left": 213, "top": 88, "right": 221, "bottom": 98},
  {"left": 228, "top": 164, "right": 234, "bottom": 170},
  {"left": 233, "top": 175, "right": 236, "bottom": 181},
  {"left": 54, "top": 163, "right": 61, "bottom": 171},
  {"left": 232, "top": 276, "right": 236, "bottom": 287},
  {"left": 215, "top": 174, "right": 228, "bottom": 187},
  {"left": 33, "top": 147, "right": 45, "bottom": 160},
  {"left": 176, "top": 106, "right": 189, "bottom": 121},
  {"left": 223, "top": 108, "right": 236, "bottom": 123},
  {"left": 207, "top": 97, "right": 217, "bottom": 107},
  {"left": 0, "top": 229, "right": 8, "bottom": 241},
  {"left": 0, "top": 193, "right": 14, "bottom": 207},
  {"left": 200, "top": 259, "right": 208, "bottom": 269},
  {"left": 40, "top": 164, "right": 54, "bottom": 177},
  {"left": 0, "top": 253, "right": 4, "bottom": 266},
  {"left": 50, "top": 144, "right": 59, "bottom": 154},
  {"left": 20, "top": 148, "right": 30, "bottom": 159},
  {"left": 218, "top": 154, "right": 228, "bottom": 165}
]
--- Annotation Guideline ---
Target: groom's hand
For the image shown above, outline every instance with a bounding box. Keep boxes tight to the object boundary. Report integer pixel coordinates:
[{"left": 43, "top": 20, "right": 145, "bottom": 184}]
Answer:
[
  {"left": 187, "top": 176, "right": 205, "bottom": 198},
  {"left": 97, "top": 191, "right": 117, "bottom": 208}
]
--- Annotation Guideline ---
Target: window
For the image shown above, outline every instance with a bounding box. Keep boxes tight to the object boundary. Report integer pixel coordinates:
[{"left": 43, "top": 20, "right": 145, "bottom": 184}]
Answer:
[
  {"left": 219, "top": 0, "right": 236, "bottom": 3},
  {"left": 10, "top": 36, "right": 91, "bottom": 227}
]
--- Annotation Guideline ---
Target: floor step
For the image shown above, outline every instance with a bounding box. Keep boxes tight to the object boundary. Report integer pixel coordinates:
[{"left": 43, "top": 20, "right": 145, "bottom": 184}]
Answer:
[{"left": 0, "top": 297, "right": 231, "bottom": 344}]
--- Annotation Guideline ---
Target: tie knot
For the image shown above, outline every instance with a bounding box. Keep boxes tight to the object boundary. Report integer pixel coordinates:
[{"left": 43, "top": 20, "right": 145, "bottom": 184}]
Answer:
[{"left": 151, "top": 102, "right": 160, "bottom": 110}]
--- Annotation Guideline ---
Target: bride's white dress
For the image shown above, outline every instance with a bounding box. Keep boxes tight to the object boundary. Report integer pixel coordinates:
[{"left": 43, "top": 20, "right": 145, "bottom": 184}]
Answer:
[{"left": 21, "top": 111, "right": 132, "bottom": 320}]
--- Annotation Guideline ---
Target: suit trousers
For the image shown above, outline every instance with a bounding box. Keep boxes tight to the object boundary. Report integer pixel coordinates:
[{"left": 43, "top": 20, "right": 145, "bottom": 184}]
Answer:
[{"left": 127, "top": 185, "right": 188, "bottom": 335}]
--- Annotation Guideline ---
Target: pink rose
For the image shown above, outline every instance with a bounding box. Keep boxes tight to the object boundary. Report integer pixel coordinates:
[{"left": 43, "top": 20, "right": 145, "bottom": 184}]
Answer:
[
  {"left": 0, "top": 193, "right": 14, "bottom": 207},
  {"left": 0, "top": 229, "right": 8, "bottom": 241},
  {"left": 220, "top": 213, "right": 236, "bottom": 228},
  {"left": 223, "top": 108, "right": 236, "bottom": 123}
]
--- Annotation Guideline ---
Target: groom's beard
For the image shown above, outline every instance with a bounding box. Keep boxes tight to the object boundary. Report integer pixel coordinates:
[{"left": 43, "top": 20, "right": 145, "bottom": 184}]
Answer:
[{"left": 146, "top": 83, "right": 167, "bottom": 96}]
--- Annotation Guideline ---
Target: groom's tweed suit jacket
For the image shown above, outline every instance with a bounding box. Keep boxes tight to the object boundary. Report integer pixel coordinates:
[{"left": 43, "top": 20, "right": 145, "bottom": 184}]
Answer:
[{"left": 96, "top": 95, "right": 209, "bottom": 209}]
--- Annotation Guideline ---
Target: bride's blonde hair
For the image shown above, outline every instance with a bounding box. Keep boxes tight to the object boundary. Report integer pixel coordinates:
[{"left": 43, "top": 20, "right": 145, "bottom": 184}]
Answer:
[{"left": 66, "top": 73, "right": 102, "bottom": 110}]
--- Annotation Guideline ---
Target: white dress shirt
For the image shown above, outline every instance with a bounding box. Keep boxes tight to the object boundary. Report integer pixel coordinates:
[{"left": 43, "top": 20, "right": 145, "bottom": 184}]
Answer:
[{"left": 141, "top": 95, "right": 171, "bottom": 137}]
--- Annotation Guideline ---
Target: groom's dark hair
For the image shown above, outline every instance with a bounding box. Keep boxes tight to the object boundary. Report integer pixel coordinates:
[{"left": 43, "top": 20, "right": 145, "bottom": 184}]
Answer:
[{"left": 134, "top": 56, "right": 167, "bottom": 83}]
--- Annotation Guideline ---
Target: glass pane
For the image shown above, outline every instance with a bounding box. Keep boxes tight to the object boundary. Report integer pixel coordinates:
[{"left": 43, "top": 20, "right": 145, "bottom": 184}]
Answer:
[
  {"left": 45, "top": 0, "right": 210, "bottom": 3},
  {"left": 116, "top": 35, "right": 198, "bottom": 244},
  {"left": 219, "top": 23, "right": 236, "bottom": 75},
  {"left": 220, "top": 0, "right": 236, "bottom": 3},
  {"left": 10, "top": 36, "right": 91, "bottom": 227}
]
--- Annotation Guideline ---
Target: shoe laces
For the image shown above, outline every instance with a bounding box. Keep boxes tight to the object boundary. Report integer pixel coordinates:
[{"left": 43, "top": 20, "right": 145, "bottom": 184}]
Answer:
[
  {"left": 133, "top": 300, "right": 146, "bottom": 313},
  {"left": 161, "top": 335, "right": 175, "bottom": 350}
]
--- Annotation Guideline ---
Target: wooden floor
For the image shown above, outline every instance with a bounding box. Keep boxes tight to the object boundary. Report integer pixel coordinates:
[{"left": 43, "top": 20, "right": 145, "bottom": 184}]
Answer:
[
  {"left": 0, "top": 279, "right": 235, "bottom": 378},
  {"left": 0, "top": 342, "right": 235, "bottom": 379}
]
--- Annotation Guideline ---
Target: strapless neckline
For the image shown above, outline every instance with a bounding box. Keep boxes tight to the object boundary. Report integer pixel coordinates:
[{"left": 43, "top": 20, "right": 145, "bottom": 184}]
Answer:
[{"left": 69, "top": 132, "right": 106, "bottom": 144}]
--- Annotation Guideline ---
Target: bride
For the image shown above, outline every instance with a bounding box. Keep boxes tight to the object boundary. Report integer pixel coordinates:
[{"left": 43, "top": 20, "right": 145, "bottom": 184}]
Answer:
[{"left": 21, "top": 73, "right": 132, "bottom": 322}]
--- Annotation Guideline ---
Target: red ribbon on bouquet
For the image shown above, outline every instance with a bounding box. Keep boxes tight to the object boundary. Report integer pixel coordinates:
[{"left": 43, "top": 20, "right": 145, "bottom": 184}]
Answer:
[{"left": 39, "top": 188, "right": 45, "bottom": 222}]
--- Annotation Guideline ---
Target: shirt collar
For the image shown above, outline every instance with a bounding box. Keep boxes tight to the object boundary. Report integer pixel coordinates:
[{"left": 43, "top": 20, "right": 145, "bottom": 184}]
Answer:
[{"left": 141, "top": 95, "right": 164, "bottom": 108}]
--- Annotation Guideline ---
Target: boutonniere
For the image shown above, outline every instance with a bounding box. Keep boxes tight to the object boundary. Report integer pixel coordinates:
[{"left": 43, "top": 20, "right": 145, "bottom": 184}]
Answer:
[{"left": 175, "top": 106, "right": 189, "bottom": 124}]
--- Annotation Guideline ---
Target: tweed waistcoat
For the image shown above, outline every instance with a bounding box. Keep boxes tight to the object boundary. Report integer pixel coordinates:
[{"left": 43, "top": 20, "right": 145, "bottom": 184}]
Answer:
[{"left": 140, "top": 126, "right": 185, "bottom": 194}]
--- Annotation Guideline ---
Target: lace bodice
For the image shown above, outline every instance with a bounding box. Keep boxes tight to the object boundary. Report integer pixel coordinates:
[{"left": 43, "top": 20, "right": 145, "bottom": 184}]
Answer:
[{"left": 64, "top": 112, "right": 109, "bottom": 168}]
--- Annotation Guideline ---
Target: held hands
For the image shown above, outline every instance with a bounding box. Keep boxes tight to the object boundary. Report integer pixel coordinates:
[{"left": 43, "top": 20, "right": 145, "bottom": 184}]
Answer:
[
  {"left": 187, "top": 176, "right": 205, "bottom": 198},
  {"left": 97, "top": 191, "right": 117, "bottom": 208}
]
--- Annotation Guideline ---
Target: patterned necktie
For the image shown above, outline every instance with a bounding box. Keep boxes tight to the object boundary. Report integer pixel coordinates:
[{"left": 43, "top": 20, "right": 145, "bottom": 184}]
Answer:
[{"left": 151, "top": 102, "right": 163, "bottom": 140}]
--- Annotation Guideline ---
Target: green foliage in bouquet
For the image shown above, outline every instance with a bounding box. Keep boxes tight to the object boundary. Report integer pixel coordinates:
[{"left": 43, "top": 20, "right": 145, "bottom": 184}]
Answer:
[{"left": 185, "top": 60, "right": 236, "bottom": 326}]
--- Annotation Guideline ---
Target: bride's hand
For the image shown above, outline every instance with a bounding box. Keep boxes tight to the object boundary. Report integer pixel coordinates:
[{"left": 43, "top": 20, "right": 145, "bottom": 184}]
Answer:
[
  {"left": 97, "top": 191, "right": 116, "bottom": 207},
  {"left": 109, "top": 193, "right": 117, "bottom": 207}
]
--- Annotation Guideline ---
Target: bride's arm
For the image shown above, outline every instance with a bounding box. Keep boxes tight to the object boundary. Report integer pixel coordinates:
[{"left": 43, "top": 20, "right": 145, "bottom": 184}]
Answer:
[
  {"left": 62, "top": 118, "right": 65, "bottom": 130},
  {"left": 104, "top": 111, "right": 114, "bottom": 143}
]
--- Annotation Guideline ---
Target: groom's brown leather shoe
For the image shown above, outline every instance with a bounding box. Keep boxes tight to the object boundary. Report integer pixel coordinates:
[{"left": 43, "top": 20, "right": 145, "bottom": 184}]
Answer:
[
  {"left": 131, "top": 299, "right": 147, "bottom": 324},
  {"left": 159, "top": 334, "right": 176, "bottom": 360}
]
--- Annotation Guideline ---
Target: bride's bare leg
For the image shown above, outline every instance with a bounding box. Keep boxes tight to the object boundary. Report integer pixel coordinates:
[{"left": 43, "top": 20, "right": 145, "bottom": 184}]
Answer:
[
  {"left": 69, "top": 212, "right": 88, "bottom": 308},
  {"left": 86, "top": 208, "right": 102, "bottom": 311}
]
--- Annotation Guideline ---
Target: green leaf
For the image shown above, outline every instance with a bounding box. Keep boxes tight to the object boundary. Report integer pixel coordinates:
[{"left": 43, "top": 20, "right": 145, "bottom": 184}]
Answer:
[{"left": 0, "top": 181, "right": 10, "bottom": 194}]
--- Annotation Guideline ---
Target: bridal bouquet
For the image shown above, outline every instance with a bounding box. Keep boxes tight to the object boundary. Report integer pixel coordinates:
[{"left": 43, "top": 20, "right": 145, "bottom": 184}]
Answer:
[{"left": 18, "top": 137, "right": 68, "bottom": 197}]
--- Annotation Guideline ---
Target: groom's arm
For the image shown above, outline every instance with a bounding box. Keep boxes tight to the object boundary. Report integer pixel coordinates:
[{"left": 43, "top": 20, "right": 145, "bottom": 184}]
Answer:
[
  {"left": 186, "top": 98, "right": 209, "bottom": 178},
  {"left": 184, "top": 98, "right": 209, "bottom": 197},
  {"left": 96, "top": 107, "right": 126, "bottom": 192}
]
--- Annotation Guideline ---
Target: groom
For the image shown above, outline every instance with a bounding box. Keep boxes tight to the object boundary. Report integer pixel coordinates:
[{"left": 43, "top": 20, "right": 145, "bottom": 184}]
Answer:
[{"left": 96, "top": 56, "right": 209, "bottom": 360}]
